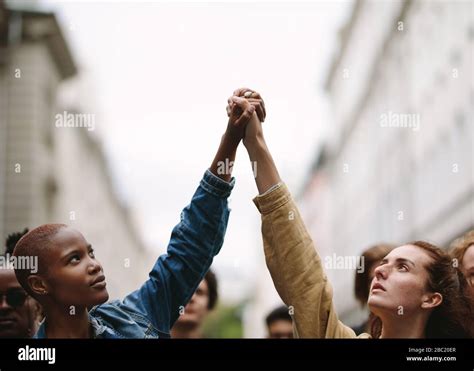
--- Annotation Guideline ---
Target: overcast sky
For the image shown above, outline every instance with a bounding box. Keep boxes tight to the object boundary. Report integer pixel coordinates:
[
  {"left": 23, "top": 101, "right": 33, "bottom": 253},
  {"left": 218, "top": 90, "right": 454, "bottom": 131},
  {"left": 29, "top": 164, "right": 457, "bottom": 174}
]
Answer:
[{"left": 31, "top": 0, "right": 353, "bottom": 303}]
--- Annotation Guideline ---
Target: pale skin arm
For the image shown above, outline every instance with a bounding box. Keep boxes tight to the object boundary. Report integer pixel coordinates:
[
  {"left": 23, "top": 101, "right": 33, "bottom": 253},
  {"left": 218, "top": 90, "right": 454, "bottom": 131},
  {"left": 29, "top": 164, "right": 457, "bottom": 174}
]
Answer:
[
  {"left": 243, "top": 121, "right": 281, "bottom": 194},
  {"left": 226, "top": 88, "right": 358, "bottom": 338}
]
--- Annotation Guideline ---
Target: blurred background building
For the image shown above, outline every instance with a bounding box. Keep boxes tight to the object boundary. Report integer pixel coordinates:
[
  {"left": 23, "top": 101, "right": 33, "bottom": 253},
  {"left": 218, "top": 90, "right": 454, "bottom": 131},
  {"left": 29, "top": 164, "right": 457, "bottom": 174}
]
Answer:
[
  {"left": 297, "top": 0, "right": 474, "bottom": 326},
  {"left": 0, "top": 2, "right": 152, "bottom": 300}
]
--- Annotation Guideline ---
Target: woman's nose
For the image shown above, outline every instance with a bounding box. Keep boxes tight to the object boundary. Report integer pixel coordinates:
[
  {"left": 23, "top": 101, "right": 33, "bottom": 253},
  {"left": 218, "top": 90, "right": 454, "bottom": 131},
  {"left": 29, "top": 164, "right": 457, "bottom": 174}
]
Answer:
[
  {"left": 374, "top": 264, "right": 387, "bottom": 279},
  {"left": 87, "top": 260, "right": 101, "bottom": 274}
]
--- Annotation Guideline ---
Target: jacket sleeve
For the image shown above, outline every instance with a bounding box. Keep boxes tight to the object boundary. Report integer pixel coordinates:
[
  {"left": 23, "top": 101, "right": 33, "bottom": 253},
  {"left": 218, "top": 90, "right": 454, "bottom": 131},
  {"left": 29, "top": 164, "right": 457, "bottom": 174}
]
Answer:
[
  {"left": 122, "top": 170, "right": 234, "bottom": 333},
  {"left": 253, "top": 183, "right": 360, "bottom": 338}
]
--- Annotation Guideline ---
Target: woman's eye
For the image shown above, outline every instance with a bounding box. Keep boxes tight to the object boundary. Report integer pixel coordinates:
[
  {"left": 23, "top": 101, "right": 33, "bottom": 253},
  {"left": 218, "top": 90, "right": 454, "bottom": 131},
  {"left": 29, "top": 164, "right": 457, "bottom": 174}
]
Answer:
[
  {"left": 89, "top": 251, "right": 95, "bottom": 258},
  {"left": 398, "top": 264, "right": 408, "bottom": 271},
  {"left": 70, "top": 255, "right": 80, "bottom": 263}
]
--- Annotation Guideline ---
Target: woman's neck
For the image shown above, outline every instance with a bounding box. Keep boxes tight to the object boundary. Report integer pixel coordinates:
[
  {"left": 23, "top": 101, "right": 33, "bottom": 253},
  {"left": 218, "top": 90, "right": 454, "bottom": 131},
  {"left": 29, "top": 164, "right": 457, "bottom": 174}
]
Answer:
[
  {"left": 44, "top": 305, "right": 91, "bottom": 339},
  {"left": 380, "top": 313, "right": 427, "bottom": 338}
]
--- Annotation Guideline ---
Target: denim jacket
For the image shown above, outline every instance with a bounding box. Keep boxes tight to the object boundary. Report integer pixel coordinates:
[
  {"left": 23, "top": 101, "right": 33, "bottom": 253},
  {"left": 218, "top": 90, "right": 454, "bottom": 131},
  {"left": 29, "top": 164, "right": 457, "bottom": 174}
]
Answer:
[{"left": 34, "top": 170, "right": 234, "bottom": 338}]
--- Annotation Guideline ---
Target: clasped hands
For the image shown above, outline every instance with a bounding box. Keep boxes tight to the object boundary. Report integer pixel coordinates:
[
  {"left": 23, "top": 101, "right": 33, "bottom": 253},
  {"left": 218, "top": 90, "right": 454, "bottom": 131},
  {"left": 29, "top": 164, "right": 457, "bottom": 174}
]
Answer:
[{"left": 224, "top": 87, "right": 266, "bottom": 147}]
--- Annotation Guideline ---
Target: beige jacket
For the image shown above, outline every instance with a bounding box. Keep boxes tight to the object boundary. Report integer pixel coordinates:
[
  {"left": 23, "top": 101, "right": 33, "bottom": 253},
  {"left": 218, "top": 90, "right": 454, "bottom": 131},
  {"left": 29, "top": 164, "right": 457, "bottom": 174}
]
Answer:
[{"left": 253, "top": 183, "right": 370, "bottom": 338}]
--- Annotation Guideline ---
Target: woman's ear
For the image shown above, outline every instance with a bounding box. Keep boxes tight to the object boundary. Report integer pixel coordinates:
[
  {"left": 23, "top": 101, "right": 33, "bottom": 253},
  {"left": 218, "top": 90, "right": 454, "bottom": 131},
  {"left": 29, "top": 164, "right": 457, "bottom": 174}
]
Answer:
[
  {"left": 27, "top": 275, "right": 49, "bottom": 297},
  {"left": 421, "top": 292, "right": 443, "bottom": 309}
]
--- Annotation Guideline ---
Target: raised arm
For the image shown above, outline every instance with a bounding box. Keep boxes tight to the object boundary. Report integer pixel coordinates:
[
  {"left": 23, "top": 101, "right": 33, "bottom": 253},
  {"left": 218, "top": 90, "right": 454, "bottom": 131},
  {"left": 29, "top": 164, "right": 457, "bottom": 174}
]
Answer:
[
  {"left": 121, "top": 98, "right": 263, "bottom": 334},
  {"left": 231, "top": 89, "right": 358, "bottom": 338}
]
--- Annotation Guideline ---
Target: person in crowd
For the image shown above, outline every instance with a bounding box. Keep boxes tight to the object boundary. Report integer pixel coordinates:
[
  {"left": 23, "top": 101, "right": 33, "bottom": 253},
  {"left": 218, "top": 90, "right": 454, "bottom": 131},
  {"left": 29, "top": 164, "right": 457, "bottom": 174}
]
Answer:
[
  {"left": 171, "top": 269, "right": 218, "bottom": 338},
  {"left": 265, "top": 305, "right": 293, "bottom": 339},
  {"left": 450, "top": 230, "right": 474, "bottom": 291},
  {"left": 449, "top": 229, "right": 474, "bottom": 336},
  {"left": 0, "top": 229, "right": 42, "bottom": 338}
]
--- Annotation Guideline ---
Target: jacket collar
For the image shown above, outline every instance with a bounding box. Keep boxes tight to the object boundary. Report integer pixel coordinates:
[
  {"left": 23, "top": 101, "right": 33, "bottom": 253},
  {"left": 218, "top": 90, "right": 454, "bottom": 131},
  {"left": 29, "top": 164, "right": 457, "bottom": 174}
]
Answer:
[{"left": 33, "top": 310, "right": 105, "bottom": 338}]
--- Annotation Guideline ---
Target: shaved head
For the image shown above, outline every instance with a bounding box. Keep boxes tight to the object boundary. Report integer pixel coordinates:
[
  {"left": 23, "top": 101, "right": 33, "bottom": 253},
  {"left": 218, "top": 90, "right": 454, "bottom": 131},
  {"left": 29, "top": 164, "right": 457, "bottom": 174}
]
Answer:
[{"left": 13, "top": 224, "right": 67, "bottom": 297}]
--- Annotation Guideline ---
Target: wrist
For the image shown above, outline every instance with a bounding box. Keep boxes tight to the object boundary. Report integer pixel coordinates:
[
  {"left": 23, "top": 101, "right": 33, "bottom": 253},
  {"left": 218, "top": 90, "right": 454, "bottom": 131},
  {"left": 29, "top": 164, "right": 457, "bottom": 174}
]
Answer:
[
  {"left": 222, "top": 129, "right": 242, "bottom": 148},
  {"left": 243, "top": 132, "right": 266, "bottom": 151}
]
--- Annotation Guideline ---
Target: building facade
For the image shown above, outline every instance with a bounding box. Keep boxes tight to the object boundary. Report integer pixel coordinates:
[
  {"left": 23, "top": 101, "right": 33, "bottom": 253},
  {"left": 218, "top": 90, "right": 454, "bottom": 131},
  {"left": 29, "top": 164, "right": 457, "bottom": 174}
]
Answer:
[{"left": 0, "top": 5, "right": 152, "bottom": 300}]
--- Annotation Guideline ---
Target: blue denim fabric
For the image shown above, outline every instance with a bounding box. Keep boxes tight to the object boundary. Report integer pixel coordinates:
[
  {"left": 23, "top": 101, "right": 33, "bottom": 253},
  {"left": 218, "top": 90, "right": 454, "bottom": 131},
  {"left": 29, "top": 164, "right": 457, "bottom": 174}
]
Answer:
[{"left": 34, "top": 170, "right": 234, "bottom": 338}]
